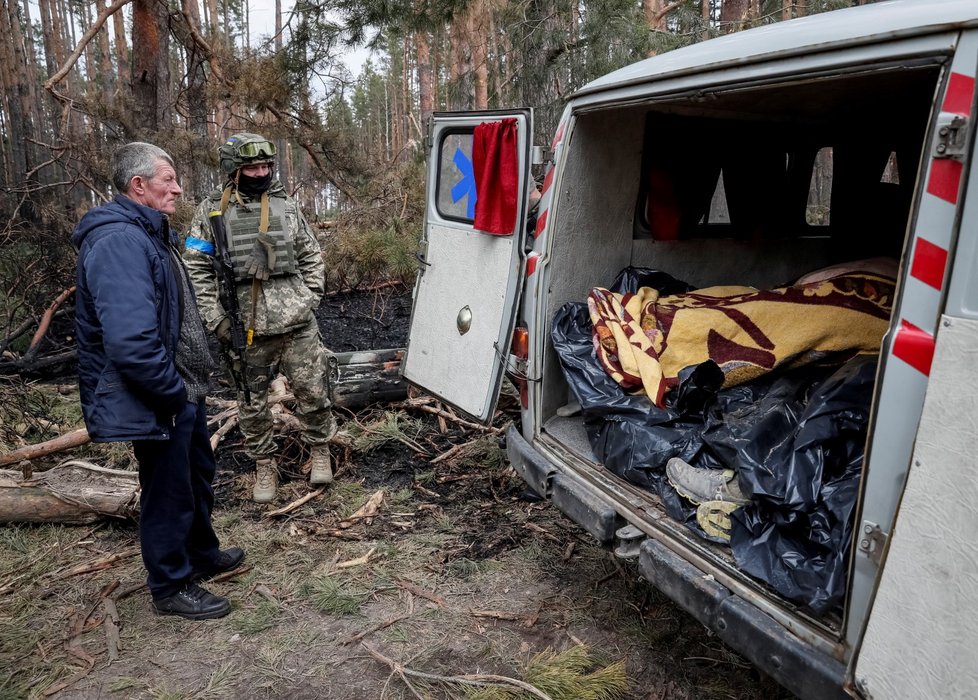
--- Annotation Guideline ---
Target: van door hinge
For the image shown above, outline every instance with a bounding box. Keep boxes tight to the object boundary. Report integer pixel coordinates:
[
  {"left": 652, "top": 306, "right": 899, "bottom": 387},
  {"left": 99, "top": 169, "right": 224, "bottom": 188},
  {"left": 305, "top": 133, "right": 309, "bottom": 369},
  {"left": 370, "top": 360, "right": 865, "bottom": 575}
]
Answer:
[
  {"left": 424, "top": 118, "right": 434, "bottom": 153},
  {"left": 857, "top": 521, "right": 887, "bottom": 566},
  {"left": 933, "top": 113, "right": 970, "bottom": 160},
  {"left": 532, "top": 145, "right": 553, "bottom": 167}
]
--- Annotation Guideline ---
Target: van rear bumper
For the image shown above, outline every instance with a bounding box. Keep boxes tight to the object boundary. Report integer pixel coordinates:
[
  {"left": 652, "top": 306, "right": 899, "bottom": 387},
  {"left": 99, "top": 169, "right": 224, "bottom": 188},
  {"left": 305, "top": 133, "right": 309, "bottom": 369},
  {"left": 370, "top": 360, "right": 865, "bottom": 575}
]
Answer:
[{"left": 505, "top": 424, "right": 849, "bottom": 700}]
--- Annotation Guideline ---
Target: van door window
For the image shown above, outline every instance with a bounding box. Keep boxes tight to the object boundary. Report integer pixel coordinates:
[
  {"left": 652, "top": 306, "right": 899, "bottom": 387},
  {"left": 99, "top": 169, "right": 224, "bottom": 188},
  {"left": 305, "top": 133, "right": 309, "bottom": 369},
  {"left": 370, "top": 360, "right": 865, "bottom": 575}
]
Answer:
[{"left": 435, "top": 131, "right": 476, "bottom": 222}]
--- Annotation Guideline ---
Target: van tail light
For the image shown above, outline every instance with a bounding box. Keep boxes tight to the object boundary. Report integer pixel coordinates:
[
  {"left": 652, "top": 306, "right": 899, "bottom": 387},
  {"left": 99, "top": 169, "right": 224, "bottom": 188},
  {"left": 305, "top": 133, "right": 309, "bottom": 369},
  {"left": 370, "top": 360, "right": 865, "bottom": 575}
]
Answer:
[{"left": 510, "top": 324, "right": 530, "bottom": 409}]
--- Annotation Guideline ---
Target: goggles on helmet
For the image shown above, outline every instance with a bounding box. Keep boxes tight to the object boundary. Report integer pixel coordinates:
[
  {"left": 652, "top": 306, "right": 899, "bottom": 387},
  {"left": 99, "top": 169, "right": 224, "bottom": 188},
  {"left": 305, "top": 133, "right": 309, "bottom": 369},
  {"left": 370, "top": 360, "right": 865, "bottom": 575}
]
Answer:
[{"left": 237, "top": 140, "right": 277, "bottom": 159}]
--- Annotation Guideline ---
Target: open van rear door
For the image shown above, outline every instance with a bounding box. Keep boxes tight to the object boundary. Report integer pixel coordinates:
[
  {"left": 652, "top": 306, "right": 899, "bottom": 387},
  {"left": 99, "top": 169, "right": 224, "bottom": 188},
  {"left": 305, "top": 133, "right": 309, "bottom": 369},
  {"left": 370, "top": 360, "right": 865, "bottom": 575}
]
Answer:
[
  {"left": 402, "top": 110, "right": 534, "bottom": 422},
  {"left": 848, "top": 31, "right": 978, "bottom": 700}
]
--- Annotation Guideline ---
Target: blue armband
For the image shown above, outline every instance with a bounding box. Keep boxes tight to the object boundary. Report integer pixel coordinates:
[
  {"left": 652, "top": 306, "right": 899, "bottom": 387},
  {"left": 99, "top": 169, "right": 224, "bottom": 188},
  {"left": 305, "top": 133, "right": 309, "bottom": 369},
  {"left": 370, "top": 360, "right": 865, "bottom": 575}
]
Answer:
[{"left": 185, "top": 235, "right": 215, "bottom": 255}]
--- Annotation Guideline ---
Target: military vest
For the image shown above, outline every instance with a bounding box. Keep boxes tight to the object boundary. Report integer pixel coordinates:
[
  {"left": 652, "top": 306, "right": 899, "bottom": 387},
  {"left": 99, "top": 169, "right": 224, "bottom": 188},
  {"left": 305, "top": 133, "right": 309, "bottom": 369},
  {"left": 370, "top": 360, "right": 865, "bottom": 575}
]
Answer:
[{"left": 223, "top": 195, "right": 299, "bottom": 282}]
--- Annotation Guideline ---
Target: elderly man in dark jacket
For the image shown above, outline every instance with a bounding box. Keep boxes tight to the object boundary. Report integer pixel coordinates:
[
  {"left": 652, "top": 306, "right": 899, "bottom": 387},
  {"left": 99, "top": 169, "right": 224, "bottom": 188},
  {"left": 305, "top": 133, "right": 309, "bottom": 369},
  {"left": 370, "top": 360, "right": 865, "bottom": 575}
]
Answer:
[{"left": 73, "top": 142, "right": 244, "bottom": 620}]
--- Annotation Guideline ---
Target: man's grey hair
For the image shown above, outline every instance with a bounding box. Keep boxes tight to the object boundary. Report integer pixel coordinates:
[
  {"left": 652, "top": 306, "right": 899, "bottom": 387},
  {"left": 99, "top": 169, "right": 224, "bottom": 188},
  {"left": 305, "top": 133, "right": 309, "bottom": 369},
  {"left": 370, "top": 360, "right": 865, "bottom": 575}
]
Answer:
[{"left": 111, "top": 142, "right": 175, "bottom": 194}]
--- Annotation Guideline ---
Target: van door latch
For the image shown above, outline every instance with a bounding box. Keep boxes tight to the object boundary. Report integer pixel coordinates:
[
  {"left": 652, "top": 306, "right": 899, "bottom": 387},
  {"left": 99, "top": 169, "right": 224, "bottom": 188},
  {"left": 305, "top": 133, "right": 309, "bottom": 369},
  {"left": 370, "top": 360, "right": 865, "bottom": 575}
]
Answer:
[
  {"left": 857, "top": 521, "right": 887, "bottom": 566},
  {"left": 933, "top": 113, "right": 970, "bottom": 160}
]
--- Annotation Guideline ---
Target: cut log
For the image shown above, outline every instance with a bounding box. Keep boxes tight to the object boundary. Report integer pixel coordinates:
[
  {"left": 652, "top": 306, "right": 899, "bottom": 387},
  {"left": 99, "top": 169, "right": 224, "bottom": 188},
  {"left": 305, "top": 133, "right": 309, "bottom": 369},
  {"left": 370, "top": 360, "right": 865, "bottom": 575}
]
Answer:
[
  {"left": 333, "top": 348, "right": 407, "bottom": 409},
  {"left": 0, "top": 463, "right": 139, "bottom": 524}
]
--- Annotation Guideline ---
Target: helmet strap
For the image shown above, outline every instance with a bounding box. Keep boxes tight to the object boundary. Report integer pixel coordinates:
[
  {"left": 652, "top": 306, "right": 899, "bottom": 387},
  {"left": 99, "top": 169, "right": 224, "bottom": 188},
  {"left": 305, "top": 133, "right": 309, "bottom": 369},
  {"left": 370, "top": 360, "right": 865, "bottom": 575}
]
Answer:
[{"left": 229, "top": 170, "right": 253, "bottom": 212}]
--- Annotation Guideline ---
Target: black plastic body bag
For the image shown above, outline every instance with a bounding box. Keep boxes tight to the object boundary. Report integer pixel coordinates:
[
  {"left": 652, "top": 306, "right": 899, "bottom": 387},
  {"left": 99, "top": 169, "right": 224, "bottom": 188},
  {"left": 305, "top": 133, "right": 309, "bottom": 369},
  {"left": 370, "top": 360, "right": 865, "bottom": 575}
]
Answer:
[{"left": 550, "top": 267, "right": 875, "bottom": 614}]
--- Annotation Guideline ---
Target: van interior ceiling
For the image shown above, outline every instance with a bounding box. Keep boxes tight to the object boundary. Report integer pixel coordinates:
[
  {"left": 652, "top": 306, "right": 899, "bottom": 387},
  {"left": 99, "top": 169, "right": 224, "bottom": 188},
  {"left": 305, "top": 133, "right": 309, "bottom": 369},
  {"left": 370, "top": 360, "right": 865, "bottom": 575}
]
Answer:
[{"left": 538, "top": 62, "right": 942, "bottom": 619}]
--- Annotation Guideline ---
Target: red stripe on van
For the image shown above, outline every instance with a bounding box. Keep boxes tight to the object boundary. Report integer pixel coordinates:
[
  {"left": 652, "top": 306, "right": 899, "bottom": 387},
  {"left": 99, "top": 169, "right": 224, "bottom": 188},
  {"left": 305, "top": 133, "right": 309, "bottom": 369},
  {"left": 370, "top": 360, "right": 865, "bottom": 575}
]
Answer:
[
  {"left": 926, "top": 158, "right": 962, "bottom": 205},
  {"left": 943, "top": 72, "right": 975, "bottom": 116},
  {"left": 892, "top": 319, "right": 935, "bottom": 377},
  {"left": 527, "top": 251, "right": 540, "bottom": 276},
  {"left": 552, "top": 122, "right": 566, "bottom": 149},
  {"left": 535, "top": 208, "right": 548, "bottom": 235},
  {"left": 542, "top": 166, "right": 555, "bottom": 194},
  {"left": 910, "top": 237, "right": 949, "bottom": 290}
]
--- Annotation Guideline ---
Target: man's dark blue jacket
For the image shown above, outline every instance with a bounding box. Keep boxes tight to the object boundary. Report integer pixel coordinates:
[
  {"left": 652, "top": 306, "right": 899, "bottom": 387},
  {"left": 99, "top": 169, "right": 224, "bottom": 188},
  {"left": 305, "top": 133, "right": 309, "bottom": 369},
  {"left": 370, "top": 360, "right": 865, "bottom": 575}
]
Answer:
[{"left": 73, "top": 195, "right": 188, "bottom": 442}]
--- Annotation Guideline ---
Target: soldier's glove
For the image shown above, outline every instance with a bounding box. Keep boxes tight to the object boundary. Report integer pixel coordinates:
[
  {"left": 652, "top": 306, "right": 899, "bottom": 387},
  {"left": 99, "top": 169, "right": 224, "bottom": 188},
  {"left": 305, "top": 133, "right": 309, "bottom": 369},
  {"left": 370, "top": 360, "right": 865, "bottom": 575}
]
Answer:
[
  {"left": 246, "top": 233, "right": 277, "bottom": 281},
  {"left": 215, "top": 317, "right": 232, "bottom": 344}
]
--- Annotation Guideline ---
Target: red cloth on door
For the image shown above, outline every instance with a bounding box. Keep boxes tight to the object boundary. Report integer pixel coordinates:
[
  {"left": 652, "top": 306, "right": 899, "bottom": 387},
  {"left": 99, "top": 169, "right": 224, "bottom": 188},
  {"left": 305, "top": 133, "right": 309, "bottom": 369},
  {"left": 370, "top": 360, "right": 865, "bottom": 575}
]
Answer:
[{"left": 473, "top": 118, "right": 519, "bottom": 235}]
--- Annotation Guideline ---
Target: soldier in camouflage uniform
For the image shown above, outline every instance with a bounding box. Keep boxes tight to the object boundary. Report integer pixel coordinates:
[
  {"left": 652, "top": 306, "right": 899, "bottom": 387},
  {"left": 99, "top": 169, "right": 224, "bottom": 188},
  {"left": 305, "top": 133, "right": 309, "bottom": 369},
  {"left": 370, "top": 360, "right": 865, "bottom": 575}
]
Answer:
[{"left": 183, "top": 133, "right": 335, "bottom": 503}]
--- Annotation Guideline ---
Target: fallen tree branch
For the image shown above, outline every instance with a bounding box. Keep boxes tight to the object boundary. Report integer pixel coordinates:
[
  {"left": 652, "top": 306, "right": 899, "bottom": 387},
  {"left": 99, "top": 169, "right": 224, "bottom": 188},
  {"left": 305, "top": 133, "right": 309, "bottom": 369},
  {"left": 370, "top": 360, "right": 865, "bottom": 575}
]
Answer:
[
  {"left": 469, "top": 609, "right": 526, "bottom": 621},
  {"left": 395, "top": 579, "right": 445, "bottom": 607},
  {"left": 338, "top": 489, "right": 385, "bottom": 528},
  {"left": 103, "top": 597, "right": 121, "bottom": 661},
  {"left": 264, "top": 487, "right": 324, "bottom": 518},
  {"left": 341, "top": 612, "right": 412, "bottom": 645},
  {"left": 209, "top": 414, "right": 239, "bottom": 451},
  {"left": 0, "top": 428, "right": 91, "bottom": 468},
  {"left": 336, "top": 546, "right": 377, "bottom": 569},
  {"left": 393, "top": 402, "right": 504, "bottom": 435},
  {"left": 361, "top": 642, "right": 554, "bottom": 700},
  {"left": 44, "top": 548, "right": 140, "bottom": 580},
  {"left": 25, "top": 286, "right": 75, "bottom": 357}
]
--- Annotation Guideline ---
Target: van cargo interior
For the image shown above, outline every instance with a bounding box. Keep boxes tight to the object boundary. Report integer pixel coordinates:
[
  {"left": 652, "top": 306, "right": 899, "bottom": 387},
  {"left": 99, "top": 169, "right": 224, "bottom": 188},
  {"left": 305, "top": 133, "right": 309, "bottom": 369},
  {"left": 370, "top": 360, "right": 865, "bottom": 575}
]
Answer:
[{"left": 538, "top": 63, "right": 942, "bottom": 625}]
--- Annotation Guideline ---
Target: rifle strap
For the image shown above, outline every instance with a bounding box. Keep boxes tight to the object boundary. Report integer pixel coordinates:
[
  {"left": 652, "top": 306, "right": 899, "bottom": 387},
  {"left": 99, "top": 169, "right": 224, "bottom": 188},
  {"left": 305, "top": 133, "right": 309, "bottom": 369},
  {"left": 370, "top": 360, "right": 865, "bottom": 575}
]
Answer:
[
  {"left": 219, "top": 185, "right": 233, "bottom": 215},
  {"left": 259, "top": 192, "right": 270, "bottom": 233}
]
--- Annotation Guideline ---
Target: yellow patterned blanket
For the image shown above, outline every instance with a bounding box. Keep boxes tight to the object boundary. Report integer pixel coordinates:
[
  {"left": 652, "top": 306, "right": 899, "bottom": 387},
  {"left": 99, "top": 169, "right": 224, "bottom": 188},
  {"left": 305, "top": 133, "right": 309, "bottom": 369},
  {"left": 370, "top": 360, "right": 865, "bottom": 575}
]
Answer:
[{"left": 587, "top": 272, "right": 895, "bottom": 406}]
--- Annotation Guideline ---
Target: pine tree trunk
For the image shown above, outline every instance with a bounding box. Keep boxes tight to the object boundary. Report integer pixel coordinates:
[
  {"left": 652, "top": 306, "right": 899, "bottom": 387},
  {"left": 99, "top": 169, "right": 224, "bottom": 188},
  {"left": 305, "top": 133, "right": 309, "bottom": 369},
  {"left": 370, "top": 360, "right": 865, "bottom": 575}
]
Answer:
[
  {"left": 19, "top": 0, "right": 45, "bottom": 139},
  {"left": 178, "top": 0, "right": 209, "bottom": 197},
  {"left": 449, "top": 21, "right": 464, "bottom": 109},
  {"left": 97, "top": 0, "right": 114, "bottom": 102},
  {"left": 720, "top": 0, "right": 749, "bottom": 32},
  {"left": 416, "top": 28, "right": 433, "bottom": 127},
  {"left": 112, "top": 5, "right": 129, "bottom": 86},
  {"left": 131, "top": 0, "right": 171, "bottom": 133},
  {"left": 0, "top": 6, "right": 16, "bottom": 189},
  {"left": 274, "top": 0, "right": 293, "bottom": 190},
  {"left": 3, "top": 0, "right": 30, "bottom": 188},
  {"left": 469, "top": 0, "right": 488, "bottom": 110}
]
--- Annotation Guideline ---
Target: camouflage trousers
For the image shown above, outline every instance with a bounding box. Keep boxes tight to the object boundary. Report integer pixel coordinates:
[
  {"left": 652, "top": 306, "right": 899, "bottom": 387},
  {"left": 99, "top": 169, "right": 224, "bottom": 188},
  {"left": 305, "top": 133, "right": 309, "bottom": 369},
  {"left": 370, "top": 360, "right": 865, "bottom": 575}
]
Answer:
[{"left": 231, "top": 318, "right": 336, "bottom": 458}]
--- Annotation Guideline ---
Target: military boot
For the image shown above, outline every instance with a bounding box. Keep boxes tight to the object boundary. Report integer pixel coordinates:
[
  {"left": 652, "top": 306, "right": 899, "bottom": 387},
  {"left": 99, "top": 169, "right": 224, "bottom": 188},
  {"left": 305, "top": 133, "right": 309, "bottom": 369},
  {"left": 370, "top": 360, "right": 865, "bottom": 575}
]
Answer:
[
  {"left": 253, "top": 457, "right": 278, "bottom": 503},
  {"left": 308, "top": 445, "right": 333, "bottom": 485}
]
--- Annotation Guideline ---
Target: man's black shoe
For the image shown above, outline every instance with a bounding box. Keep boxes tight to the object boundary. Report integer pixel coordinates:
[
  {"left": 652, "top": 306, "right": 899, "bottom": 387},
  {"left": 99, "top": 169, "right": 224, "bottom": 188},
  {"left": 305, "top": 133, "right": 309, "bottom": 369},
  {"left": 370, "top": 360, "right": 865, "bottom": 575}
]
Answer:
[
  {"left": 191, "top": 547, "right": 246, "bottom": 582},
  {"left": 153, "top": 583, "right": 231, "bottom": 620}
]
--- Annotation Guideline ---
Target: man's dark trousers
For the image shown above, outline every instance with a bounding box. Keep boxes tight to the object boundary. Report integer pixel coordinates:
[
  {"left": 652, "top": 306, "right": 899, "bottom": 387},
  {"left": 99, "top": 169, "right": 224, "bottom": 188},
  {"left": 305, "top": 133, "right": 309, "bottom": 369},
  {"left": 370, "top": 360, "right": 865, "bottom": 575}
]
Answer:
[{"left": 134, "top": 400, "right": 221, "bottom": 600}]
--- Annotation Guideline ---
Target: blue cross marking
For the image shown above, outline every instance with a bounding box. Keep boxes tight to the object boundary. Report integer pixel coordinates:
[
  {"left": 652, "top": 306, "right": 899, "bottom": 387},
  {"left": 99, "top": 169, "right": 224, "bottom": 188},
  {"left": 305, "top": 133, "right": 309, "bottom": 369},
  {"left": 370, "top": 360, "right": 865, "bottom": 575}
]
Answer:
[{"left": 451, "top": 148, "right": 477, "bottom": 218}]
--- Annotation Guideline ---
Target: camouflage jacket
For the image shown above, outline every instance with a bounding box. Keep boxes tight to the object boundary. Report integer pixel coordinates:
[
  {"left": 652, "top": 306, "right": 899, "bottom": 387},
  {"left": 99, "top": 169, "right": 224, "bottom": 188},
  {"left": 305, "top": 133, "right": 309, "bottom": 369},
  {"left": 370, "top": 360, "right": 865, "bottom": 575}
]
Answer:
[{"left": 184, "top": 182, "right": 326, "bottom": 337}]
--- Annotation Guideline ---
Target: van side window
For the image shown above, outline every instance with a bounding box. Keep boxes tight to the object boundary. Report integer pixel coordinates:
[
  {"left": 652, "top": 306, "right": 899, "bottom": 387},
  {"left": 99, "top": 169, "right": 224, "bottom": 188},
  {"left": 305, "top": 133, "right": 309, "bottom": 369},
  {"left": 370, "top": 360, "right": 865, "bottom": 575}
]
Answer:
[
  {"left": 634, "top": 100, "right": 922, "bottom": 247},
  {"left": 806, "top": 147, "right": 833, "bottom": 226},
  {"left": 706, "top": 170, "right": 731, "bottom": 224},
  {"left": 435, "top": 131, "right": 476, "bottom": 222}
]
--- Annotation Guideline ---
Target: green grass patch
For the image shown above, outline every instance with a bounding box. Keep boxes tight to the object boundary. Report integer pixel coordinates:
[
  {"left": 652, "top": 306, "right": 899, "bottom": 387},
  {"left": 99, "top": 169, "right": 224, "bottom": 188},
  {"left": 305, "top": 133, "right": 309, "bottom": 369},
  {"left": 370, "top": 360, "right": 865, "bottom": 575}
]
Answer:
[
  {"left": 107, "top": 676, "right": 145, "bottom": 693},
  {"left": 301, "top": 576, "right": 366, "bottom": 616},
  {"left": 463, "top": 645, "right": 628, "bottom": 700},
  {"left": 228, "top": 600, "right": 282, "bottom": 635}
]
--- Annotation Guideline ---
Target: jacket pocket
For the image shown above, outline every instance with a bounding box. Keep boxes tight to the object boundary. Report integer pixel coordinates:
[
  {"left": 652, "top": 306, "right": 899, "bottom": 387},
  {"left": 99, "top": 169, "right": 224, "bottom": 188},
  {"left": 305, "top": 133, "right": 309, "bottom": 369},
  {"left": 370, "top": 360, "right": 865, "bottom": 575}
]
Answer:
[{"left": 92, "top": 371, "right": 158, "bottom": 434}]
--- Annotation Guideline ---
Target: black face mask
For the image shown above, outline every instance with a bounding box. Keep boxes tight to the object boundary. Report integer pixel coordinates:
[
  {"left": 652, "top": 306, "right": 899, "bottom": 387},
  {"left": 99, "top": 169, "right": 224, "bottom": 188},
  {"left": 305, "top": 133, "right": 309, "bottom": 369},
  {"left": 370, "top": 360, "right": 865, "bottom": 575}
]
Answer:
[{"left": 236, "top": 171, "right": 273, "bottom": 196}]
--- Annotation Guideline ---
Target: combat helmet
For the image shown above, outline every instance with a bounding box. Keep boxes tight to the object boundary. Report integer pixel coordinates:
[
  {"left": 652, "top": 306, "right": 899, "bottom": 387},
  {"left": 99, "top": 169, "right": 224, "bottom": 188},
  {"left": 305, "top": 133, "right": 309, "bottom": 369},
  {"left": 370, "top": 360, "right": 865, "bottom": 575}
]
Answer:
[{"left": 219, "top": 133, "right": 277, "bottom": 177}]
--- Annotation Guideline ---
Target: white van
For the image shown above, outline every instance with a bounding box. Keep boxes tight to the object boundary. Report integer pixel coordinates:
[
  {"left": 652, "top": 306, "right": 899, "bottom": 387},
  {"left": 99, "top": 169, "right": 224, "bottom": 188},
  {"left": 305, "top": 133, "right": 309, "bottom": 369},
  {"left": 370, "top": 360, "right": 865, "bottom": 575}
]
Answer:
[{"left": 402, "top": 2, "right": 978, "bottom": 697}]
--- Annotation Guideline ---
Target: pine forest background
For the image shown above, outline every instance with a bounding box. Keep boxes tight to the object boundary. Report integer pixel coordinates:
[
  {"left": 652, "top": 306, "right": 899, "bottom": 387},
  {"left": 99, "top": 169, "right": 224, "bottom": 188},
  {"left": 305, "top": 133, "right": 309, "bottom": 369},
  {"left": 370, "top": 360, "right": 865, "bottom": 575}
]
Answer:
[{"left": 0, "top": 0, "right": 875, "bottom": 363}]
